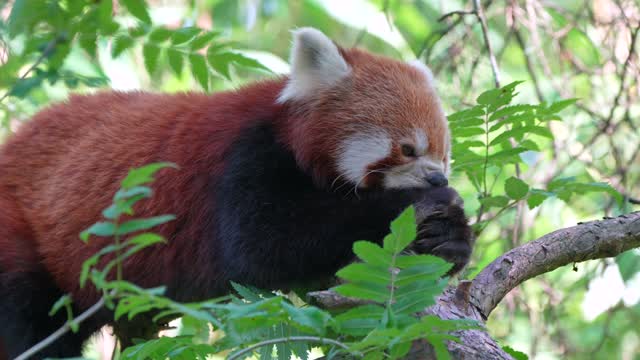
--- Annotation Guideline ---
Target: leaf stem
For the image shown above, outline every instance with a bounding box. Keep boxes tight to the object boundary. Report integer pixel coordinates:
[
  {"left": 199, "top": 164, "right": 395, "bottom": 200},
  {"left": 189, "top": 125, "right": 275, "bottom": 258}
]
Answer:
[
  {"left": 114, "top": 219, "right": 123, "bottom": 282},
  {"left": 14, "top": 296, "right": 107, "bottom": 360},
  {"left": 227, "top": 336, "right": 356, "bottom": 360},
  {"left": 0, "top": 35, "right": 62, "bottom": 104}
]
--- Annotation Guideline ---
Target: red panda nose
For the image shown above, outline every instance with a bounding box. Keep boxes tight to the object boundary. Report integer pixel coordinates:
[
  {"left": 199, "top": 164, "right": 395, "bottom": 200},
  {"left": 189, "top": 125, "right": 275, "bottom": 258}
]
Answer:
[{"left": 425, "top": 172, "right": 448, "bottom": 187}]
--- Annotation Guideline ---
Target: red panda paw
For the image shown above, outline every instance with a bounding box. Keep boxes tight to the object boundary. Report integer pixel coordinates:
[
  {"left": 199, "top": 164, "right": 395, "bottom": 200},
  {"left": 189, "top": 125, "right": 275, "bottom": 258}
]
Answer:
[{"left": 409, "top": 187, "right": 474, "bottom": 276}]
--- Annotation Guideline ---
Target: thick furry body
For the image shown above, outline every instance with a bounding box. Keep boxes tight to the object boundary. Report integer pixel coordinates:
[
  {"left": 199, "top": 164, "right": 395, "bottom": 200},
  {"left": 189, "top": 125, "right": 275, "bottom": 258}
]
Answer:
[
  {"left": 0, "top": 29, "right": 473, "bottom": 358},
  {"left": 0, "top": 83, "right": 427, "bottom": 357}
]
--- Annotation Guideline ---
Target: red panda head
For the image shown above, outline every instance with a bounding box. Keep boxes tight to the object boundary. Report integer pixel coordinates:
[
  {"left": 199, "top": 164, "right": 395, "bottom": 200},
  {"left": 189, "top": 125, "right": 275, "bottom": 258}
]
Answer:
[{"left": 278, "top": 28, "right": 450, "bottom": 191}]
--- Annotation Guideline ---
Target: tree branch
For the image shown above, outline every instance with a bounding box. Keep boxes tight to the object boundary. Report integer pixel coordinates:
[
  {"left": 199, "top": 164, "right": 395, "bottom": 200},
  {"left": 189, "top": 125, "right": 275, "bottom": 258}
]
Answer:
[
  {"left": 470, "top": 211, "right": 640, "bottom": 317},
  {"left": 308, "top": 211, "right": 640, "bottom": 359}
]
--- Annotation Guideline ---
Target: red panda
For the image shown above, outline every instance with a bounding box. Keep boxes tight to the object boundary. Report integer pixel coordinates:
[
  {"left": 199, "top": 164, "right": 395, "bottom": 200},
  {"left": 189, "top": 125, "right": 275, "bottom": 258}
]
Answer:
[{"left": 0, "top": 28, "right": 472, "bottom": 358}]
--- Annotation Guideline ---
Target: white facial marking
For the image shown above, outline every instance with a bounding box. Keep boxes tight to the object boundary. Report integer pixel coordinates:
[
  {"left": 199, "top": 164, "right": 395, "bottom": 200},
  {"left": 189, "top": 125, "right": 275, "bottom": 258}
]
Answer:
[
  {"left": 383, "top": 156, "right": 446, "bottom": 189},
  {"left": 278, "top": 28, "right": 351, "bottom": 103},
  {"left": 414, "top": 129, "right": 428, "bottom": 155},
  {"left": 337, "top": 131, "right": 392, "bottom": 185}
]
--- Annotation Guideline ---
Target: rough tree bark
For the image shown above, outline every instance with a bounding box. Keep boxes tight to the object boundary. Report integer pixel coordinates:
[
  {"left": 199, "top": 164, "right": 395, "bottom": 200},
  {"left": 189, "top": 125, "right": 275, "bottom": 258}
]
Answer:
[{"left": 309, "top": 211, "right": 640, "bottom": 359}]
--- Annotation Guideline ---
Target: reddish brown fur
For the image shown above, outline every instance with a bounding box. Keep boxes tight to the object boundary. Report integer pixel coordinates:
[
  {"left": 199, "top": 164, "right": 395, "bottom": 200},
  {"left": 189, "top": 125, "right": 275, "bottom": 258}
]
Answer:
[
  {"left": 0, "top": 83, "right": 285, "bottom": 308},
  {"left": 0, "top": 46, "right": 447, "bottom": 314},
  {"left": 282, "top": 48, "right": 449, "bottom": 185}
]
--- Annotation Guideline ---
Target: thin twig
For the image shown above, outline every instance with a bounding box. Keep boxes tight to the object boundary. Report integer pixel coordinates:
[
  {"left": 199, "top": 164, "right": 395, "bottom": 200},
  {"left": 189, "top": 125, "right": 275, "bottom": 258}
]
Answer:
[
  {"left": 473, "top": 0, "right": 501, "bottom": 87},
  {"left": 602, "top": 22, "right": 640, "bottom": 131},
  {"left": 513, "top": 29, "right": 545, "bottom": 102},
  {"left": 227, "top": 336, "right": 355, "bottom": 360},
  {"left": 0, "top": 35, "right": 61, "bottom": 104},
  {"left": 546, "top": 21, "right": 640, "bottom": 183},
  {"left": 438, "top": 10, "right": 476, "bottom": 22},
  {"left": 15, "top": 296, "right": 106, "bottom": 360}
]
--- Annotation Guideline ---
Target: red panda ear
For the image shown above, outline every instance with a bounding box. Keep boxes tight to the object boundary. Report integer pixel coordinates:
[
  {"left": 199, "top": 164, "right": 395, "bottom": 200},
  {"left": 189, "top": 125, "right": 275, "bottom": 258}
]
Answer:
[
  {"left": 408, "top": 60, "right": 436, "bottom": 88},
  {"left": 277, "top": 28, "right": 351, "bottom": 103}
]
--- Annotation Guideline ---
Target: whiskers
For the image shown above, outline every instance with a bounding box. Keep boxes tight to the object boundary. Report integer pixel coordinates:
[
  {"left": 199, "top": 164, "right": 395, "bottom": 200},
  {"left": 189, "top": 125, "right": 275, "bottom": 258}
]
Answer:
[
  {"left": 330, "top": 165, "right": 426, "bottom": 199},
  {"left": 352, "top": 168, "right": 388, "bottom": 199},
  {"left": 330, "top": 168, "right": 388, "bottom": 198}
]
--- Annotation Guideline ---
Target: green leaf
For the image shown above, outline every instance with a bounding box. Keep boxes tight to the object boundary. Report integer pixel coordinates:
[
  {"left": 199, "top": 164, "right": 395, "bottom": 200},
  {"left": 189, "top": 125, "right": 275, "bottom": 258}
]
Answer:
[
  {"left": 207, "top": 49, "right": 231, "bottom": 80},
  {"left": 230, "top": 282, "right": 270, "bottom": 302},
  {"left": 447, "top": 106, "right": 485, "bottom": 122},
  {"left": 476, "top": 81, "right": 524, "bottom": 110},
  {"left": 80, "top": 253, "right": 99, "bottom": 286},
  {"left": 128, "top": 25, "right": 148, "bottom": 37},
  {"left": 334, "top": 305, "right": 384, "bottom": 336},
  {"left": 520, "top": 139, "right": 540, "bottom": 151},
  {"left": 114, "top": 185, "right": 153, "bottom": 201},
  {"left": 78, "top": 33, "right": 98, "bottom": 57},
  {"left": 527, "top": 189, "right": 554, "bottom": 209},
  {"left": 49, "top": 294, "right": 72, "bottom": 316},
  {"left": 171, "top": 27, "right": 201, "bottom": 45},
  {"left": 97, "top": 0, "right": 118, "bottom": 35},
  {"left": 564, "top": 29, "right": 600, "bottom": 66},
  {"left": 48, "top": 42, "right": 71, "bottom": 70},
  {"left": 121, "top": 0, "right": 152, "bottom": 24},
  {"left": 128, "top": 233, "right": 165, "bottom": 247},
  {"left": 426, "top": 334, "right": 454, "bottom": 360},
  {"left": 549, "top": 180, "right": 622, "bottom": 205},
  {"left": 502, "top": 346, "right": 529, "bottom": 360},
  {"left": 479, "top": 195, "right": 510, "bottom": 208},
  {"left": 221, "top": 51, "right": 270, "bottom": 71},
  {"left": 383, "top": 206, "right": 417, "bottom": 254},
  {"left": 143, "top": 43, "right": 161, "bottom": 75},
  {"left": 190, "top": 31, "right": 220, "bottom": 50},
  {"left": 7, "top": 0, "right": 47, "bottom": 36},
  {"left": 117, "top": 215, "right": 175, "bottom": 235},
  {"left": 112, "top": 35, "right": 135, "bottom": 58},
  {"left": 167, "top": 49, "right": 184, "bottom": 75},
  {"left": 207, "top": 51, "right": 271, "bottom": 79},
  {"left": 617, "top": 250, "right": 640, "bottom": 283},
  {"left": 121, "top": 162, "right": 176, "bottom": 189},
  {"left": 396, "top": 264, "right": 450, "bottom": 286},
  {"left": 487, "top": 147, "right": 528, "bottom": 163},
  {"left": 353, "top": 241, "right": 393, "bottom": 266},
  {"left": 452, "top": 127, "right": 485, "bottom": 138},
  {"left": 488, "top": 104, "right": 536, "bottom": 122},
  {"left": 389, "top": 341, "right": 411, "bottom": 359},
  {"left": 392, "top": 280, "right": 445, "bottom": 313},
  {"left": 547, "top": 98, "right": 578, "bottom": 113},
  {"left": 505, "top": 177, "right": 529, "bottom": 200},
  {"left": 489, "top": 125, "right": 552, "bottom": 146},
  {"left": 489, "top": 112, "right": 537, "bottom": 132},
  {"left": 102, "top": 193, "right": 146, "bottom": 219},
  {"left": 448, "top": 117, "right": 484, "bottom": 130},
  {"left": 9, "top": 76, "right": 43, "bottom": 98},
  {"left": 455, "top": 140, "right": 485, "bottom": 149},
  {"left": 189, "top": 54, "right": 209, "bottom": 90},
  {"left": 149, "top": 27, "right": 173, "bottom": 42},
  {"left": 333, "top": 282, "right": 388, "bottom": 302},
  {"left": 336, "top": 263, "right": 390, "bottom": 285},
  {"left": 282, "top": 302, "right": 332, "bottom": 335},
  {"left": 395, "top": 254, "right": 450, "bottom": 269},
  {"left": 80, "top": 221, "right": 116, "bottom": 241}
]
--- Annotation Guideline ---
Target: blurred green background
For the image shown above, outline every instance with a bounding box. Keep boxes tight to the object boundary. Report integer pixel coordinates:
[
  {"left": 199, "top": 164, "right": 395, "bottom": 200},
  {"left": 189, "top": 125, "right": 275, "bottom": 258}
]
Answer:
[{"left": 1, "top": 0, "right": 639, "bottom": 359}]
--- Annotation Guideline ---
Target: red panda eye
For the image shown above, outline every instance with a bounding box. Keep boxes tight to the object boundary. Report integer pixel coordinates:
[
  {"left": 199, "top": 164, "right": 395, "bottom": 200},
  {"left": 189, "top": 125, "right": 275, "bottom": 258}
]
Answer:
[{"left": 401, "top": 144, "right": 417, "bottom": 158}]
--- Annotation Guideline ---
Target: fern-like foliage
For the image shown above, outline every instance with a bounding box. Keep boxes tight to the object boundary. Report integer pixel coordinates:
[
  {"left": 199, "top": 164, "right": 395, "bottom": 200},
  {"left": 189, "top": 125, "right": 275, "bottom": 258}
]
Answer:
[
  {"left": 448, "top": 82, "right": 621, "bottom": 231},
  {"left": 333, "top": 207, "right": 477, "bottom": 360}
]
